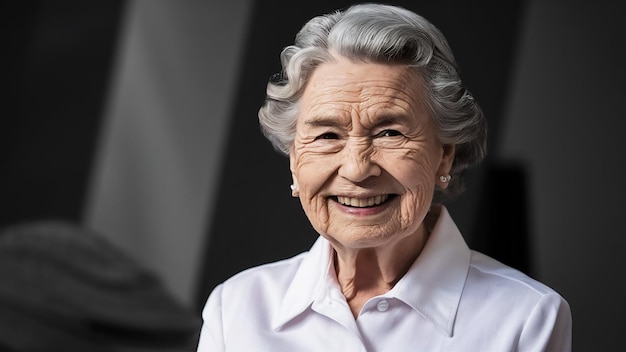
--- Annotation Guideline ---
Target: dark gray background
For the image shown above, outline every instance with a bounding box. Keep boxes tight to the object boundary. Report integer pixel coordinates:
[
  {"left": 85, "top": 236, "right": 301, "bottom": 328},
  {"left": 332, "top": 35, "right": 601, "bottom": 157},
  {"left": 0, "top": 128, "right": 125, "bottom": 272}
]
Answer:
[{"left": 3, "top": 1, "right": 624, "bottom": 350}]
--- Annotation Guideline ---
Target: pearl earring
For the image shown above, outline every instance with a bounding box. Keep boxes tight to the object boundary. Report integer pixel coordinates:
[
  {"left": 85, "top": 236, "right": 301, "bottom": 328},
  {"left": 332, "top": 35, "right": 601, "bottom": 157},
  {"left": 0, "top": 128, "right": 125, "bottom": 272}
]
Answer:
[
  {"left": 439, "top": 175, "right": 451, "bottom": 183},
  {"left": 290, "top": 184, "right": 299, "bottom": 197}
]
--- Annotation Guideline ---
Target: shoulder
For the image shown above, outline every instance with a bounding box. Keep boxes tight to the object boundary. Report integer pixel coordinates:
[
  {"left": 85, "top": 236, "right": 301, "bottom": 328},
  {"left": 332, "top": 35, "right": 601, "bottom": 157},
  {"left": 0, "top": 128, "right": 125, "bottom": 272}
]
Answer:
[
  {"left": 201, "top": 251, "right": 309, "bottom": 323},
  {"left": 454, "top": 251, "right": 572, "bottom": 350},
  {"left": 468, "top": 250, "right": 558, "bottom": 296},
  {"left": 197, "top": 252, "right": 311, "bottom": 351},
  {"left": 222, "top": 252, "right": 307, "bottom": 291},
  {"left": 466, "top": 250, "right": 571, "bottom": 323},
  {"left": 465, "top": 250, "right": 570, "bottom": 316}
]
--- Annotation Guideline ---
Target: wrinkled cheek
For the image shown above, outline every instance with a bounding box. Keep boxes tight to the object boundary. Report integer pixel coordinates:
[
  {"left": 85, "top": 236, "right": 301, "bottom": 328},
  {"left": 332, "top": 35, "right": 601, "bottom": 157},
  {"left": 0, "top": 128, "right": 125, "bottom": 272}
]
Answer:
[
  {"left": 299, "top": 191, "right": 331, "bottom": 235},
  {"left": 400, "top": 184, "right": 428, "bottom": 229},
  {"left": 295, "top": 154, "right": 336, "bottom": 191},
  {"left": 294, "top": 154, "right": 339, "bottom": 235}
]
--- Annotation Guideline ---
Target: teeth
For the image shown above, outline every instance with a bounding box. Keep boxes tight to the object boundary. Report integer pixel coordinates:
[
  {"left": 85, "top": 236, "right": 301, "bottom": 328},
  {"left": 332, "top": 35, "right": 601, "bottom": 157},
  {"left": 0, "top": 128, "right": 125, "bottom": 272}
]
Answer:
[{"left": 337, "top": 195, "right": 389, "bottom": 207}]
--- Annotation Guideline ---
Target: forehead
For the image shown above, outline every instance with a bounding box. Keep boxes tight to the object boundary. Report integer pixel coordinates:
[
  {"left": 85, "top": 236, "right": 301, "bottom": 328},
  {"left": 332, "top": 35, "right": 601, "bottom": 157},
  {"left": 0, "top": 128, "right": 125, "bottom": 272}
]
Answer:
[{"left": 300, "top": 56, "right": 427, "bottom": 122}]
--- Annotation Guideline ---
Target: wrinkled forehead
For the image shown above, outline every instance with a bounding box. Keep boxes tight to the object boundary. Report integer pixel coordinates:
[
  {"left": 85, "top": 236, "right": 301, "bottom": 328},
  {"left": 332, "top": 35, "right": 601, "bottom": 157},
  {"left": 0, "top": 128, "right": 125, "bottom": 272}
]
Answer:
[{"left": 299, "top": 57, "right": 429, "bottom": 126}]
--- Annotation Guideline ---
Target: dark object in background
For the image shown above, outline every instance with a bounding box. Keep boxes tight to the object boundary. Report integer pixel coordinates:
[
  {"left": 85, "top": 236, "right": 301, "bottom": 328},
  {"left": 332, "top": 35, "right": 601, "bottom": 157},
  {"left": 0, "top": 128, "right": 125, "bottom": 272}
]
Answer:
[
  {"left": 1, "top": 0, "right": 125, "bottom": 230},
  {"left": 472, "top": 161, "right": 532, "bottom": 275},
  {"left": 0, "top": 222, "right": 201, "bottom": 351}
]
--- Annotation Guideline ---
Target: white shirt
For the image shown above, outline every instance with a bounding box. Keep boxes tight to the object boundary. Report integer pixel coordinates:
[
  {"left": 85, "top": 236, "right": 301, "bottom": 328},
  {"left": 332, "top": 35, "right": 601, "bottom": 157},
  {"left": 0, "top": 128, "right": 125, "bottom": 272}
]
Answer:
[{"left": 197, "top": 206, "right": 572, "bottom": 351}]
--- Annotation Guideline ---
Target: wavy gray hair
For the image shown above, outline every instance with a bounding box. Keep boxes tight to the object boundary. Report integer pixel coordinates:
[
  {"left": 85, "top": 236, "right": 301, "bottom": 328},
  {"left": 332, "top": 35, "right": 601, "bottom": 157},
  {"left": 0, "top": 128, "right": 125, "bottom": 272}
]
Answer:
[{"left": 258, "top": 3, "right": 487, "bottom": 200}]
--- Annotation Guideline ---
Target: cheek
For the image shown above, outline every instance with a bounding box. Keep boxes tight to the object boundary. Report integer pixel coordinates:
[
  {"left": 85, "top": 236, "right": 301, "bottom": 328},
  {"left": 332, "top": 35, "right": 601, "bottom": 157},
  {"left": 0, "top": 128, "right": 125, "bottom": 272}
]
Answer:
[
  {"left": 292, "top": 152, "right": 340, "bottom": 231},
  {"left": 399, "top": 183, "right": 429, "bottom": 229},
  {"left": 383, "top": 148, "right": 438, "bottom": 188},
  {"left": 383, "top": 149, "right": 437, "bottom": 226},
  {"left": 293, "top": 152, "right": 338, "bottom": 194},
  {"left": 299, "top": 195, "right": 330, "bottom": 235}
]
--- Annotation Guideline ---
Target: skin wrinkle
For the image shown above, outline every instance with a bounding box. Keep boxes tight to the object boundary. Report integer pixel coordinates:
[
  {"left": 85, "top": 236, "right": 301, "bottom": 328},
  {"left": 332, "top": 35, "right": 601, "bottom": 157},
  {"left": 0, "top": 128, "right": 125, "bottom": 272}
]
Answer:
[{"left": 289, "top": 55, "right": 455, "bottom": 317}]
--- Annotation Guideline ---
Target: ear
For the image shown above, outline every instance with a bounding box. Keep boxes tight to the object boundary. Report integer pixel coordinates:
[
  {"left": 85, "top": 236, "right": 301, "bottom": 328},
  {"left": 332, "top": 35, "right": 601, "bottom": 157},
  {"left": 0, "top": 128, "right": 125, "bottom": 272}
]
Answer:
[
  {"left": 436, "top": 144, "right": 455, "bottom": 189},
  {"left": 289, "top": 149, "right": 299, "bottom": 197}
]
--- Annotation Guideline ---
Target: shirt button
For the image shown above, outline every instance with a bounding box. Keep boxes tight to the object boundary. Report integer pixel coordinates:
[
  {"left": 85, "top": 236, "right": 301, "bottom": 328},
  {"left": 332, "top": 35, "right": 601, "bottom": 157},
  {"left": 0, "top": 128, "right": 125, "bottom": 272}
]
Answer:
[{"left": 376, "top": 299, "right": 389, "bottom": 312}]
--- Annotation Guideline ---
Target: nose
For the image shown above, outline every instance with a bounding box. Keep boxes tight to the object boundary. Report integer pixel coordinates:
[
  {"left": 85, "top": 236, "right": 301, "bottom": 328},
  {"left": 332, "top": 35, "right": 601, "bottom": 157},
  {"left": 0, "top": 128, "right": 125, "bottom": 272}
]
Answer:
[{"left": 337, "top": 140, "right": 381, "bottom": 182}]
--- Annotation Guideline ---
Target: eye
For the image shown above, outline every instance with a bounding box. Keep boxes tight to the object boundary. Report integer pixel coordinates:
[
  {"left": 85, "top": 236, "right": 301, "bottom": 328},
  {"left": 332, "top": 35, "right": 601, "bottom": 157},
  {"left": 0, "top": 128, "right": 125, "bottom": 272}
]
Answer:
[
  {"left": 376, "top": 129, "right": 403, "bottom": 137},
  {"left": 315, "top": 132, "right": 340, "bottom": 140}
]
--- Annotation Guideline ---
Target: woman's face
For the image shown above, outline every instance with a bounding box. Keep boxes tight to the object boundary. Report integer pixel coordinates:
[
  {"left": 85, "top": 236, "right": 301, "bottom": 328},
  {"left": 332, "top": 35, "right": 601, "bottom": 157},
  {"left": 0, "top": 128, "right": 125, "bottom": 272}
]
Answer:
[{"left": 290, "top": 55, "right": 455, "bottom": 250}]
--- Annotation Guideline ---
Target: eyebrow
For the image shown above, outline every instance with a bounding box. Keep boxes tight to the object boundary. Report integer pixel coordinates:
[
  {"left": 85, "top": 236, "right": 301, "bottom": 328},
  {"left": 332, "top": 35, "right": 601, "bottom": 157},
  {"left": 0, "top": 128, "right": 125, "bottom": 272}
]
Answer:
[
  {"left": 303, "top": 114, "right": 409, "bottom": 128},
  {"left": 303, "top": 116, "right": 345, "bottom": 128},
  {"left": 374, "top": 114, "right": 408, "bottom": 127}
]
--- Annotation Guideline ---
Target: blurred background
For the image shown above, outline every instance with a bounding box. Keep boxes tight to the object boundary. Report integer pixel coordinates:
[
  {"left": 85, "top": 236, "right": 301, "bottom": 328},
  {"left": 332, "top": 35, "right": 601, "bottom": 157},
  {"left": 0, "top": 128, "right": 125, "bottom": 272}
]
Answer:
[{"left": 2, "top": 0, "right": 625, "bottom": 350}]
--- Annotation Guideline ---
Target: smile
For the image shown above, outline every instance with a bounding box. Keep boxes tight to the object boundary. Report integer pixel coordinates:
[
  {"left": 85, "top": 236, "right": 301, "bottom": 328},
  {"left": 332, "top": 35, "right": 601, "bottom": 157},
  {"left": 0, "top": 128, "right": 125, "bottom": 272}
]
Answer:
[{"left": 335, "top": 195, "right": 392, "bottom": 208}]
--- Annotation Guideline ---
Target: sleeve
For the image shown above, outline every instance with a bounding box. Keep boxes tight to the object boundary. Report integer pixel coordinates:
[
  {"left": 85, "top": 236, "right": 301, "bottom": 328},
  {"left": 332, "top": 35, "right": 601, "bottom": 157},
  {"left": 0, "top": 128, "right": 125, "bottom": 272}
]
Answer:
[
  {"left": 518, "top": 292, "right": 572, "bottom": 352},
  {"left": 196, "top": 284, "right": 225, "bottom": 352}
]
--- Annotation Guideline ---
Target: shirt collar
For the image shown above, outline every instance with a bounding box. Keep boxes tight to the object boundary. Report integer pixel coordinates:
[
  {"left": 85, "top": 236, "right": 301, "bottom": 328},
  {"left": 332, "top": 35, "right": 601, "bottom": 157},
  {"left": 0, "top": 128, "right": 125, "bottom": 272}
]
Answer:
[
  {"left": 388, "top": 205, "right": 471, "bottom": 336},
  {"left": 272, "top": 205, "right": 471, "bottom": 336},
  {"left": 272, "top": 236, "right": 332, "bottom": 330}
]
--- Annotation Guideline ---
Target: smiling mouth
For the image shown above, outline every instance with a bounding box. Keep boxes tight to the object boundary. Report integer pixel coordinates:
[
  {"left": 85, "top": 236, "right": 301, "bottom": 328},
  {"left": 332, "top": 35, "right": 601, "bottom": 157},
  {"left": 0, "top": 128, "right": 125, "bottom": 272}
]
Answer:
[{"left": 335, "top": 194, "right": 394, "bottom": 208}]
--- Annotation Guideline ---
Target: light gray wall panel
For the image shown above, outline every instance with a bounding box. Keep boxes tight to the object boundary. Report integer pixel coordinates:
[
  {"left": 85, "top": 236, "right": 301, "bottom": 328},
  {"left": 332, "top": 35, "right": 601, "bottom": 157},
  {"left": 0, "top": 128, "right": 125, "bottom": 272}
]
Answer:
[{"left": 85, "top": 0, "right": 252, "bottom": 307}]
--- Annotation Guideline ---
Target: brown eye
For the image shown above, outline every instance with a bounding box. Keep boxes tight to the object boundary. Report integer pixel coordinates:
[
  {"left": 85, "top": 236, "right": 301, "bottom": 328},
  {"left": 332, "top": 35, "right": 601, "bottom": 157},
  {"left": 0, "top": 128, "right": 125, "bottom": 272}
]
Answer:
[
  {"left": 315, "top": 133, "right": 339, "bottom": 140},
  {"left": 376, "top": 130, "right": 403, "bottom": 137}
]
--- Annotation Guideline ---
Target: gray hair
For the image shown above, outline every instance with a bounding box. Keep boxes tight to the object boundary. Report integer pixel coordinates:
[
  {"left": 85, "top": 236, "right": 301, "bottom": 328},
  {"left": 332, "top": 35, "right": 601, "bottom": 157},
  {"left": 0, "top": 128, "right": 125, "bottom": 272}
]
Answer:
[{"left": 258, "top": 3, "right": 487, "bottom": 200}]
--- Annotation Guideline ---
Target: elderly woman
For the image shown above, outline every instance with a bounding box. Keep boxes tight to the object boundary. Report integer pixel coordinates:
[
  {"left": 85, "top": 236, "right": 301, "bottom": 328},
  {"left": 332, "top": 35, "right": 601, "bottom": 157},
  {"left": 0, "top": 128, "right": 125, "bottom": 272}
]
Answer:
[{"left": 197, "top": 3, "right": 571, "bottom": 351}]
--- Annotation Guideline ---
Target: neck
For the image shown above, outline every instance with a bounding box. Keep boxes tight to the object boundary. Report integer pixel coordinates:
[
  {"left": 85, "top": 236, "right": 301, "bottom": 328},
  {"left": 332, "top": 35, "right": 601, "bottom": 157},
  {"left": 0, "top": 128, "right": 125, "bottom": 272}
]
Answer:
[{"left": 333, "top": 224, "right": 429, "bottom": 318}]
